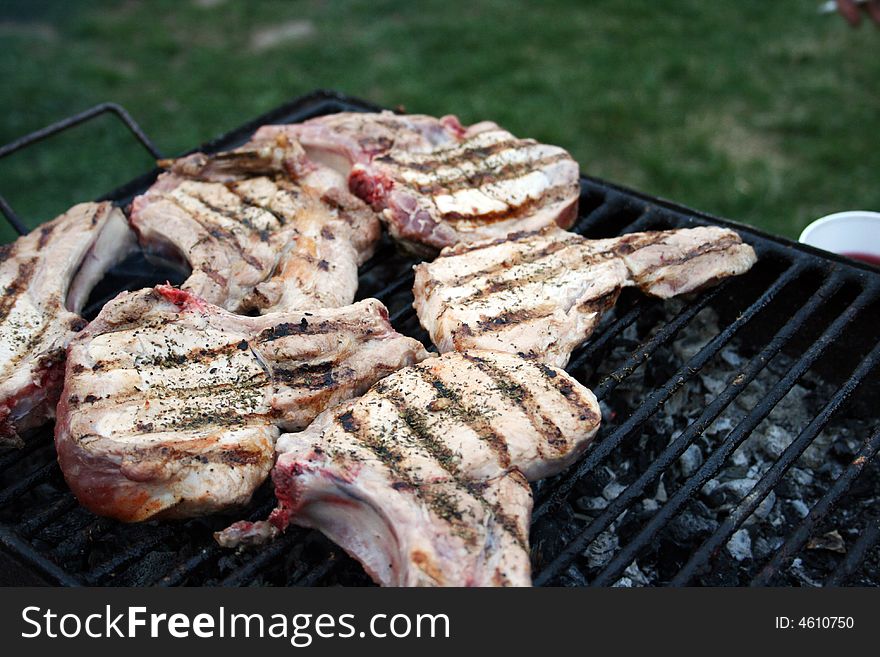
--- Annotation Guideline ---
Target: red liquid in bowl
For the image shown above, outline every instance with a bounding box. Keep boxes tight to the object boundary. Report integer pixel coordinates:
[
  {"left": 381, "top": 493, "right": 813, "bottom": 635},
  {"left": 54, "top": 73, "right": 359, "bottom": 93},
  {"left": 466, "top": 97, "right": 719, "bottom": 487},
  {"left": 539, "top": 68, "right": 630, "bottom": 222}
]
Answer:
[{"left": 841, "top": 252, "right": 880, "bottom": 266}]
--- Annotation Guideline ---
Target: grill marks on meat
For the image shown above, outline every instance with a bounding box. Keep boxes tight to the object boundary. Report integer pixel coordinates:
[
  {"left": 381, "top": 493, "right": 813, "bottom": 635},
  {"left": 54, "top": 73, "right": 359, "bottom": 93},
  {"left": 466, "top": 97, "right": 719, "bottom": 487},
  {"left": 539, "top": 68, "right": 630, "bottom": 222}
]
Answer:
[
  {"left": 414, "top": 225, "right": 758, "bottom": 367},
  {"left": 55, "top": 285, "right": 428, "bottom": 522},
  {"left": 217, "top": 350, "right": 600, "bottom": 587},
  {"left": 373, "top": 129, "right": 579, "bottom": 243},
  {"left": 254, "top": 112, "right": 580, "bottom": 254},
  {"left": 130, "top": 137, "right": 380, "bottom": 314},
  {"left": 1, "top": 202, "right": 135, "bottom": 446}
]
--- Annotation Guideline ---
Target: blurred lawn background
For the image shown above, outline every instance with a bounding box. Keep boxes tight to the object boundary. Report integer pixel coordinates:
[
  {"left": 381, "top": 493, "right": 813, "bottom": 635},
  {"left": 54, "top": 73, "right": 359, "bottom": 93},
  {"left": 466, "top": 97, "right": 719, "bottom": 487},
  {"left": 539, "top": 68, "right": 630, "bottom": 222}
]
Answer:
[{"left": 1, "top": 0, "right": 878, "bottom": 244}]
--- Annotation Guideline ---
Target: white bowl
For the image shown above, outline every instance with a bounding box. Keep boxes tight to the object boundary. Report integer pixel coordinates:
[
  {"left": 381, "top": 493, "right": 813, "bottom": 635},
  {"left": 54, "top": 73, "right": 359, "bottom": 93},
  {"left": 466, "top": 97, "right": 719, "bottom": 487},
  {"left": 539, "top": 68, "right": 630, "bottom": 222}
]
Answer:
[{"left": 799, "top": 210, "right": 880, "bottom": 265}]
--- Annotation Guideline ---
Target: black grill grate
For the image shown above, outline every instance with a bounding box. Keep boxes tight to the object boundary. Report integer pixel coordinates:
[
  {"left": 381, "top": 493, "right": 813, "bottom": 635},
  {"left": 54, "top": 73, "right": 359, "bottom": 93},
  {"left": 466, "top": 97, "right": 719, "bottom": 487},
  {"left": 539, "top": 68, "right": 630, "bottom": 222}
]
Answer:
[{"left": 0, "top": 91, "right": 877, "bottom": 587}]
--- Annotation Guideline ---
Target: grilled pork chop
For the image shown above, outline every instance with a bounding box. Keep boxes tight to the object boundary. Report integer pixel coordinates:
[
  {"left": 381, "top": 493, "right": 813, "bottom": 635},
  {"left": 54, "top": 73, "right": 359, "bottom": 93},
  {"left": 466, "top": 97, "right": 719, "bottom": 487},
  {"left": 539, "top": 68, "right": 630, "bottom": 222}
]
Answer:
[
  {"left": 130, "top": 137, "right": 380, "bottom": 313},
  {"left": 254, "top": 111, "right": 580, "bottom": 254},
  {"left": 414, "top": 225, "right": 757, "bottom": 368},
  {"left": 55, "top": 285, "right": 428, "bottom": 522},
  {"left": 1, "top": 202, "right": 135, "bottom": 447},
  {"left": 218, "top": 350, "right": 600, "bottom": 587}
]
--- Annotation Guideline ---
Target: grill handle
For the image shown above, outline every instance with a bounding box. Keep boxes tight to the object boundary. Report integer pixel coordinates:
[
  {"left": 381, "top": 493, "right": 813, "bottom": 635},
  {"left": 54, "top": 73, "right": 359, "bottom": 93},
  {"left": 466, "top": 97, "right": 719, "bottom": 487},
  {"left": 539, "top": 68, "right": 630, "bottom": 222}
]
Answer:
[{"left": 0, "top": 102, "right": 163, "bottom": 235}]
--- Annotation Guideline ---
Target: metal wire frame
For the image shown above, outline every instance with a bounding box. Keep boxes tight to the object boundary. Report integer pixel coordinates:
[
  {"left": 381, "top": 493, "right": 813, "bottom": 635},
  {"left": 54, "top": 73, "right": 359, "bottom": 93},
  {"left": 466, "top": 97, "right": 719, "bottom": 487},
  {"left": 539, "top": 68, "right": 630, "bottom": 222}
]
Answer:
[
  {"left": 0, "top": 102, "right": 163, "bottom": 234},
  {"left": 0, "top": 91, "right": 878, "bottom": 587}
]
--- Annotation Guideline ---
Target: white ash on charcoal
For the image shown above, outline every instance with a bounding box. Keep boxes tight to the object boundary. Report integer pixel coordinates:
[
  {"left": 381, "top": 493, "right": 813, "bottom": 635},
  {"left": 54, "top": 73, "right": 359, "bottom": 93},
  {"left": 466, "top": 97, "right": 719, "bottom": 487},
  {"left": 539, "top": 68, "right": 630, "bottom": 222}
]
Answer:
[
  {"left": 531, "top": 298, "right": 878, "bottom": 586},
  {"left": 613, "top": 562, "right": 652, "bottom": 587},
  {"left": 726, "top": 529, "right": 752, "bottom": 562}
]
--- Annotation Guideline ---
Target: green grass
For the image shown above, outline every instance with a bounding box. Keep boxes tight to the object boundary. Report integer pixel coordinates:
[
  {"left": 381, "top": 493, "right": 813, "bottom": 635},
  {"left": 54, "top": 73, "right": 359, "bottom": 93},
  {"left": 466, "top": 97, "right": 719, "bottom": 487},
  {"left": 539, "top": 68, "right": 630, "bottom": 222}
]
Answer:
[{"left": 2, "top": 0, "right": 879, "bottom": 244}]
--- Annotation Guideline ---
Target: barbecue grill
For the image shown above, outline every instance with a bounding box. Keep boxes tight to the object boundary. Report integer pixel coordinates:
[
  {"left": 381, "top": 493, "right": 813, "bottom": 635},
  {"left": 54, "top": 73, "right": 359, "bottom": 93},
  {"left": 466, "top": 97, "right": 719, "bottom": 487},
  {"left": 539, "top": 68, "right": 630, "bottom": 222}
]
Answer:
[{"left": 0, "top": 91, "right": 877, "bottom": 587}]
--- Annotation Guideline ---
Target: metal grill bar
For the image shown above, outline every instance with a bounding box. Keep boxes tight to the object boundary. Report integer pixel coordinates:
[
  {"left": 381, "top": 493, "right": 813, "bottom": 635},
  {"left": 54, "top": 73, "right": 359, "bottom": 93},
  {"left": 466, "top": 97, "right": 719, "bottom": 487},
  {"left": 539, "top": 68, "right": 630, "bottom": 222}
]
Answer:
[
  {"left": 17, "top": 494, "right": 78, "bottom": 536},
  {"left": 672, "top": 338, "right": 880, "bottom": 585},
  {"left": 157, "top": 547, "right": 220, "bottom": 587},
  {"left": 389, "top": 305, "right": 416, "bottom": 326},
  {"left": 752, "top": 426, "right": 880, "bottom": 586},
  {"left": 608, "top": 209, "right": 658, "bottom": 236},
  {"left": 565, "top": 300, "right": 647, "bottom": 374},
  {"left": 0, "top": 195, "right": 28, "bottom": 235},
  {"left": 0, "top": 461, "right": 58, "bottom": 508},
  {"left": 50, "top": 517, "right": 114, "bottom": 561},
  {"left": 570, "top": 189, "right": 606, "bottom": 230},
  {"left": 588, "top": 281, "right": 876, "bottom": 587},
  {"left": 0, "top": 438, "right": 50, "bottom": 472},
  {"left": 573, "top": 194, "right": 638, "bottom": 236},
  {"left": 0, "top": 525, "right": 82, "bottom": 586},
  {"left": 372, "top": 274, "right": 415, "bottom": 303},
  {"left": 534, "top": 263, "right": 803, "bottom": 520},
  {"left": 83, "top": 528, "right": 176, "bottom": 585},
  {"left": 826, "top": 515, "right": 880, "bottom": 586},
  {"left": 294, "top": 557, "right": 339, "bottom": 586},
  {"left": 218, "top": 530, "right": 304, "bottom": 586}
]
